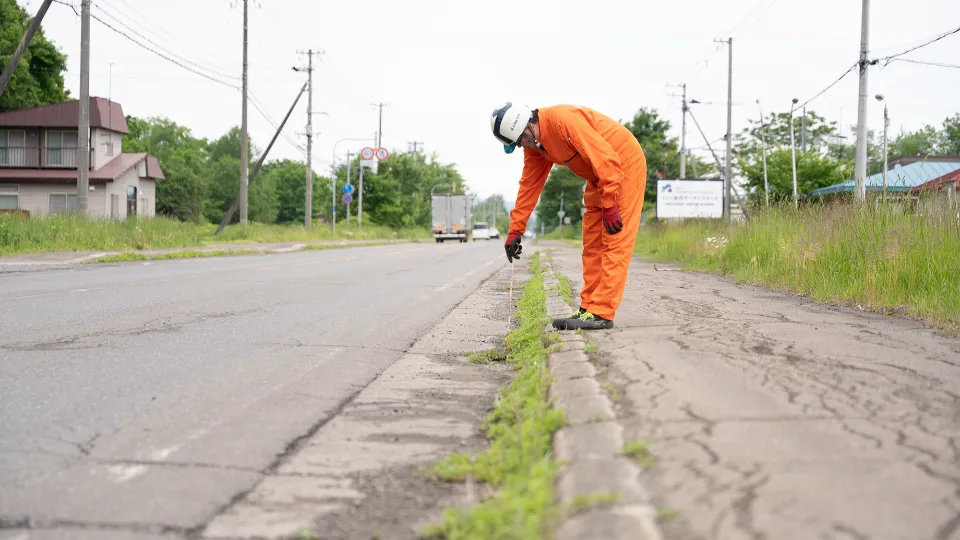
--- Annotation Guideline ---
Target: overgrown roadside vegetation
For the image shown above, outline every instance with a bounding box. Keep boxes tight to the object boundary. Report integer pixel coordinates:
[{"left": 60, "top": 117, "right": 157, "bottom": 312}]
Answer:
[
  {"left": 635, "top": 202, "right": 960, "bottom": 329},
  {"left": 421, "top": 252, "right": 566, "bottom": 539},
  {"left": 0, "top": 214, "right": 430, "bottom": 256}
]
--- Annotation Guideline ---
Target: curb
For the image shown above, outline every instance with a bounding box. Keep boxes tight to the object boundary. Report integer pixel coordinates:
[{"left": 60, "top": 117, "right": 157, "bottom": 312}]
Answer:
[{"left": 541, "top": 259, "right": 663, "bottom": 540}]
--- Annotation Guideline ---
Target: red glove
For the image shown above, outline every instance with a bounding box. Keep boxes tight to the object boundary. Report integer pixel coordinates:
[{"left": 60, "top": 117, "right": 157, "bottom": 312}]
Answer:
[
  {"left": 602, "top": 205, "right": 623, "bottom": 234},
  {"left": 504, "top": 233, "right": 523, "bottom": 263}
]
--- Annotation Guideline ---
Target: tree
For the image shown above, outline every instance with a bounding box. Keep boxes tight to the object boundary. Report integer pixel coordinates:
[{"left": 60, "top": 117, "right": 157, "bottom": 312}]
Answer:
[
  {"left": 736, "top": 110, "right": 864, "bottom": 203},
  {"left": 942, "top": 114, "right": 960, "bottom": 156},
  {"left": 536, "top": 167, "right": 584, "bottom": 231},
  {"left": 0, "top": 0, "right": 69, "bottom": 112},
  {"left": 122, "top": 116, "right": 208, "bottom": 222},
  {"left": 622, "top": 107, "right": 714, "bottom": 209},
  {"left": 265, "top": 159, "right": 332, "bottom": 225}
]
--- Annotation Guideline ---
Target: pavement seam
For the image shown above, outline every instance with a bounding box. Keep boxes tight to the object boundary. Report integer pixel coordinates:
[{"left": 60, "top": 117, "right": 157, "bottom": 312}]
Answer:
[{"left": 541, "top": 258, "right": 665, "bottom": 540}]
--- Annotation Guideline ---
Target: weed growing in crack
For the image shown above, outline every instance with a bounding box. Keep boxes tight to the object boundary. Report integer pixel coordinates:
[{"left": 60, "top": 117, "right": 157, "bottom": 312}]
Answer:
[
  {"left": 556, "top": 274, "right": 575, "bottom": 307},
  {"left": 623, "top": 440, "right": 655, "bottom": 469},
  {"left": 467, "top": 349, "right": 508, "bottom": 365},
  {"left": 602, "top": 381, "right": 621, "bottom": 402},
  {"left": 657, "top": 507, "right": 680, "bottom": 523},
  {"left": 569, "top": 492, "right": 622, "bottom": 515},
  {"left": 421, "top": 251, "right": 566, "bottom": 539},
  {"left": 584, "top": 343, "right": 599, "bottom": 354}
]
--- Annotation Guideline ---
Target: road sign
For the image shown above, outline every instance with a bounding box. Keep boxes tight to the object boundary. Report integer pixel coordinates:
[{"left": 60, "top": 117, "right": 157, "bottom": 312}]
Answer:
[
  {"left": 342, "top": 184, "right": 354, "bottom": 195},
  {"left": 360, "top": 147, "right": 375, "bottom": 160},
  {"left": 342, "top": 193, "right": 353, "bottom": 204},
  {"left": 557, "top": 210, "right": 566, "bottom": 219},
  {"left": 375, "top": 147, "right": 389, "bottom": 161}
]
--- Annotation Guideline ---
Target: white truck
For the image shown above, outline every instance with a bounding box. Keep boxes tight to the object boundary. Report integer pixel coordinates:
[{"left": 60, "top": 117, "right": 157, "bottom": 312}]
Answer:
[{"left": 431, "top": 194, "right": 471, "bottom": 243}]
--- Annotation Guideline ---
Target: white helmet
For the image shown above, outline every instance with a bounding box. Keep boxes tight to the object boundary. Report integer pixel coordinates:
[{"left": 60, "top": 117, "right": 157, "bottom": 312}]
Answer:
[{"left": 490, "top": 102, "right": 532, "bottom": 154}]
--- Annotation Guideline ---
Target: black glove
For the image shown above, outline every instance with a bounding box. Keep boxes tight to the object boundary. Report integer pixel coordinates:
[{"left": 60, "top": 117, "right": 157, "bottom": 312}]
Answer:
[{"left": 504, "top": 233, "right": 523, "bottom": 264}]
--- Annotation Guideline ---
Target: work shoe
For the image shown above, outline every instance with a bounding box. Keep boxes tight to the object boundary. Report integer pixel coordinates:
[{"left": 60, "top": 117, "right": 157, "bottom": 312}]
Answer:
[{"left": 552, "top": 311, "right": 614, "bottom": 331}]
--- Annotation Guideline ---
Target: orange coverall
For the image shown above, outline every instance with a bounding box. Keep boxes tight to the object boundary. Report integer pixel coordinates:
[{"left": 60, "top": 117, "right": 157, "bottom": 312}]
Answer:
[{"left": 508, "top": 105, "right": 647, "bottom": 321}]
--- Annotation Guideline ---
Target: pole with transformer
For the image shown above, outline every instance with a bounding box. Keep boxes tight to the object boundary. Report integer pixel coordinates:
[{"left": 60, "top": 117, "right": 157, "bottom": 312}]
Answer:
[
  {"left": 853, "top": 0, "right": 871, "bottom": 202},
  {"left": 294, "top": 49, "right": 323, "bottom": 227}
]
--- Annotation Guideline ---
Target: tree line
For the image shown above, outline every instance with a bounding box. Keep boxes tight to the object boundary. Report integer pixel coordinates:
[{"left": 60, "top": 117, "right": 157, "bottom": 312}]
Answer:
[{"left": 121, "top": 116, "right": 469, "bottom": 228}]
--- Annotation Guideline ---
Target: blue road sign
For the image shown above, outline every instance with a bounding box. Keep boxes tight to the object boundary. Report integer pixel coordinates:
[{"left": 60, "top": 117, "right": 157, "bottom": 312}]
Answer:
[
  {"left": 342, "top": 184, "right": 354, "bottom": 195},
  {"left": 342, "top": 193, "right": 353, "bottom": 204}
]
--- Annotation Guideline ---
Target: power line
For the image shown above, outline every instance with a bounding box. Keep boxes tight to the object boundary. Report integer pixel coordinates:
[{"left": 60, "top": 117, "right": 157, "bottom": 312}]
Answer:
[
  {"left": 93, "top": 1, "right": 239, "bottom": 81},
  {"left": 885, "top": 58, "right": 960, "bottom": 70},
  {"left": 876, "top": 24, "right": 960, "bottom": 66},
  {"left": 64, "top": 2, "right": 240, "bottom": 88},
  {"left": 794, "top": 61, "right": 858, "bottom": 110}
]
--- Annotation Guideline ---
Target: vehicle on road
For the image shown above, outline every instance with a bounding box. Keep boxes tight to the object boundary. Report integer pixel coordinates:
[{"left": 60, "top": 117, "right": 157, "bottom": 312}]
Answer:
[
  {"left": 489, "top": 227, "right": 500, "bottom": 239},
  {"left": 432, "top": 194, "right": 471, "bottom": 243},
  {"left": 472, "top": 222, "right": 491, "bottom": 241}
]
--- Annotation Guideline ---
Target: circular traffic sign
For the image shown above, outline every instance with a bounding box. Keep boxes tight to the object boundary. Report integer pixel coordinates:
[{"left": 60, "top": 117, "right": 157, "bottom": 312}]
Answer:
[
  {"left": 342, "top": 184, "right": 354, "bottom": 194},
  {"left": 360, "top": 147, "right": 375, "bottom": 160},
  {"left": 375, "top": 147, "right": 389, "bottom": 161},
  {"left": 342, "top": 193, "right": 353, "bottom": 204}
]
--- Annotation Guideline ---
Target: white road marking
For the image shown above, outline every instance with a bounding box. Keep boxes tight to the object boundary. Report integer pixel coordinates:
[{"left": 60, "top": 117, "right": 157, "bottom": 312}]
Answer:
[{"left": 107, "top": 464, "right": 148, "bottom": 483}]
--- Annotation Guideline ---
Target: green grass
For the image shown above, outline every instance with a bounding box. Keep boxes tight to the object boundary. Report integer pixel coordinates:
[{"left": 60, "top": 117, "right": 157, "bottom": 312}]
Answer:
[
  {"left": 0, "top": 213, "right": 430, "bottom": 255},
  {"left": 656, "top": 507, "right": 680, "bottom": 523},
  {"left": 421, "top": 252, "right": 567, "bottom": 540},
  {"left": 541, "top": 226, "right": 582, "bottom": 241},
  {"left": 556, "top": 274, "right": 575, "bottom": 307},
  {"left": 568, "top": 492, "right": 621, "bottom": 514},
  {"left": 622, "top": 440, "right": 655, "bottom": 469},
  {"left": 467, "top": 349, "right": 508, "bottom": 365},
  {"left": 92, "top": 248, "right": 261, "bottom": 263},
  {"left": 583, "top": 343, "right": 598, "bottom": 354},
  {"left": 635, "top": 200, "right": 960, "bottom": 329}
]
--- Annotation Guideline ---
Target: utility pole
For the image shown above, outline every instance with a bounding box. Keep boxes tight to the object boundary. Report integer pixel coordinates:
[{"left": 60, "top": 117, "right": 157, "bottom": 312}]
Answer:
[
  {"left": 407, "top": 141, "right": 423, "bottom": 153},
  {"left": 295, "top": 49, "right": 321, "bottom": 227},
  {"left": 668, "top": 83, "right": 688, "bottom": 179},
  {"left": 239, "top": 0, "right": 250, "bottom": 223},
  {"left": 790, "top": 98, "right": 799, "bottom": 206},
  {"left": 801, "top": 106, "right": 807, "bottom": 152},
  {"left": 216, "top": 82, "right": 308, "bottom": 235},
  {"left": 715, "top": 37, "right": 733, "bottom": 221},
  {"left": 876, "top": 94, "right": 889, "bottom": 197},
  {"left": 757, "top": 100, "right": 770, "bottom": 207},
  {"left": 372, "top": 102, "right": 388, "bottom": 148},
  {"left": 0, "top": 0, "right": 55, "bottom": 98},
  {"left": 854, "top": 0, "right": 871, "bottom": 202},
  {"left": 77, "top": 0, "right": 91, "bottom": 213}
]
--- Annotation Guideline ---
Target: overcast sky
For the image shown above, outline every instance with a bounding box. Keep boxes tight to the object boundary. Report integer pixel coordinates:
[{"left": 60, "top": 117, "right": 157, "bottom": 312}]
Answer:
[{"left": 25, "top": 0, "right": 960, "bottom": 201}]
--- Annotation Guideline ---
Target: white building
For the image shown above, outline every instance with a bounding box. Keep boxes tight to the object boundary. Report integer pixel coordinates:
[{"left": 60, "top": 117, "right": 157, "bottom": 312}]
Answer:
[{"left": 0, "top": 97, "right": 164, "bottom": 218}]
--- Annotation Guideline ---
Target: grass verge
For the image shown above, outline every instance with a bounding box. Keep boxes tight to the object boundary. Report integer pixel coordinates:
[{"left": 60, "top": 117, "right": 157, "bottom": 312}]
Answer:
[
  {"left": 635, "top": 201, "right": 960, "bottom": 330},
  {"left": 0, "top": 214, "right": 430, "bottom": 255},
  {"left": 556, "top": 274, "right": 575, "bottom": 307},
  {"left": 421, "top": 252, "right": 566, "bottom": 539},
  {"left": 92, "top": 249, "right": 262, "bottom": 263}
]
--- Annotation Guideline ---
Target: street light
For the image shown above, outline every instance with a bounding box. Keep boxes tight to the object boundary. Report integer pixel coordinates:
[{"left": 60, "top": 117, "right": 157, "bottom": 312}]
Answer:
[
  {"left": 875, "top": 94, "right": 889, "bottom": 197},
  {"left": 757, "top": 99, "right": 770, "bottom": 207},
  {"left": 789, "top": 97, "right": 799, "bottom": 208},
  {"left": 332, "top": 137, "right": 374, "bottom": 234}
]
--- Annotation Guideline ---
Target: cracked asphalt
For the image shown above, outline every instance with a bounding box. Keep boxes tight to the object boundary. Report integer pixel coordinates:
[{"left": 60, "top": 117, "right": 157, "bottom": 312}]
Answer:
[
  {"left": 547, "top": 244, "right": 960, "bottom": 540},
  {"left": 0, "top": 242, "right": 506, "bottom": 539}
]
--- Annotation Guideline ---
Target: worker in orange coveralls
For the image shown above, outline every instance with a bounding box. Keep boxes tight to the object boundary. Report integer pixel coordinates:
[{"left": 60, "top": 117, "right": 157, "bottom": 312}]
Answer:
[{"left": 490, "top": 102, "right": 647, "bottom": 330}]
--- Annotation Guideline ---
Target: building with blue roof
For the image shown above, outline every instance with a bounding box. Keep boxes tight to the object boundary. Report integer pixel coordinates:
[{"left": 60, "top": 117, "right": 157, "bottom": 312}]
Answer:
[{"left": 809, "top": 157, "right": 960, "bottom": 197}]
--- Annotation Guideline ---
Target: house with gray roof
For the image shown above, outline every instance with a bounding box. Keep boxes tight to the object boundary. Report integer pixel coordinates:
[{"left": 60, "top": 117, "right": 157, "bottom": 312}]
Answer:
[{"left": 0, "top": 97, "right": 164, "bottom": 218}]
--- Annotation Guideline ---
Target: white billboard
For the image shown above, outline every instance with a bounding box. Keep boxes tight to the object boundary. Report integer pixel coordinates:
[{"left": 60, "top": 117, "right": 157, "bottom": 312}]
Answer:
[{"left": 656, "top": 180, "right": 724, "bottom": 219}]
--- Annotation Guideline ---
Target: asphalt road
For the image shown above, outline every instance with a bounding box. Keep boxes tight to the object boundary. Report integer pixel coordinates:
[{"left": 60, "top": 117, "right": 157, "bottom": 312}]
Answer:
[{"left": 0, "top": 241, "right": 506, "bottom": 537}]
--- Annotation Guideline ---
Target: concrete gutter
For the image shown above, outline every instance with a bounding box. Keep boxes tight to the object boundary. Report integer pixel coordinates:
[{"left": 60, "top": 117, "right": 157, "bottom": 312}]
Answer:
[{"left": 541, "top": 257, "right": 663, "bottom": 540}]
